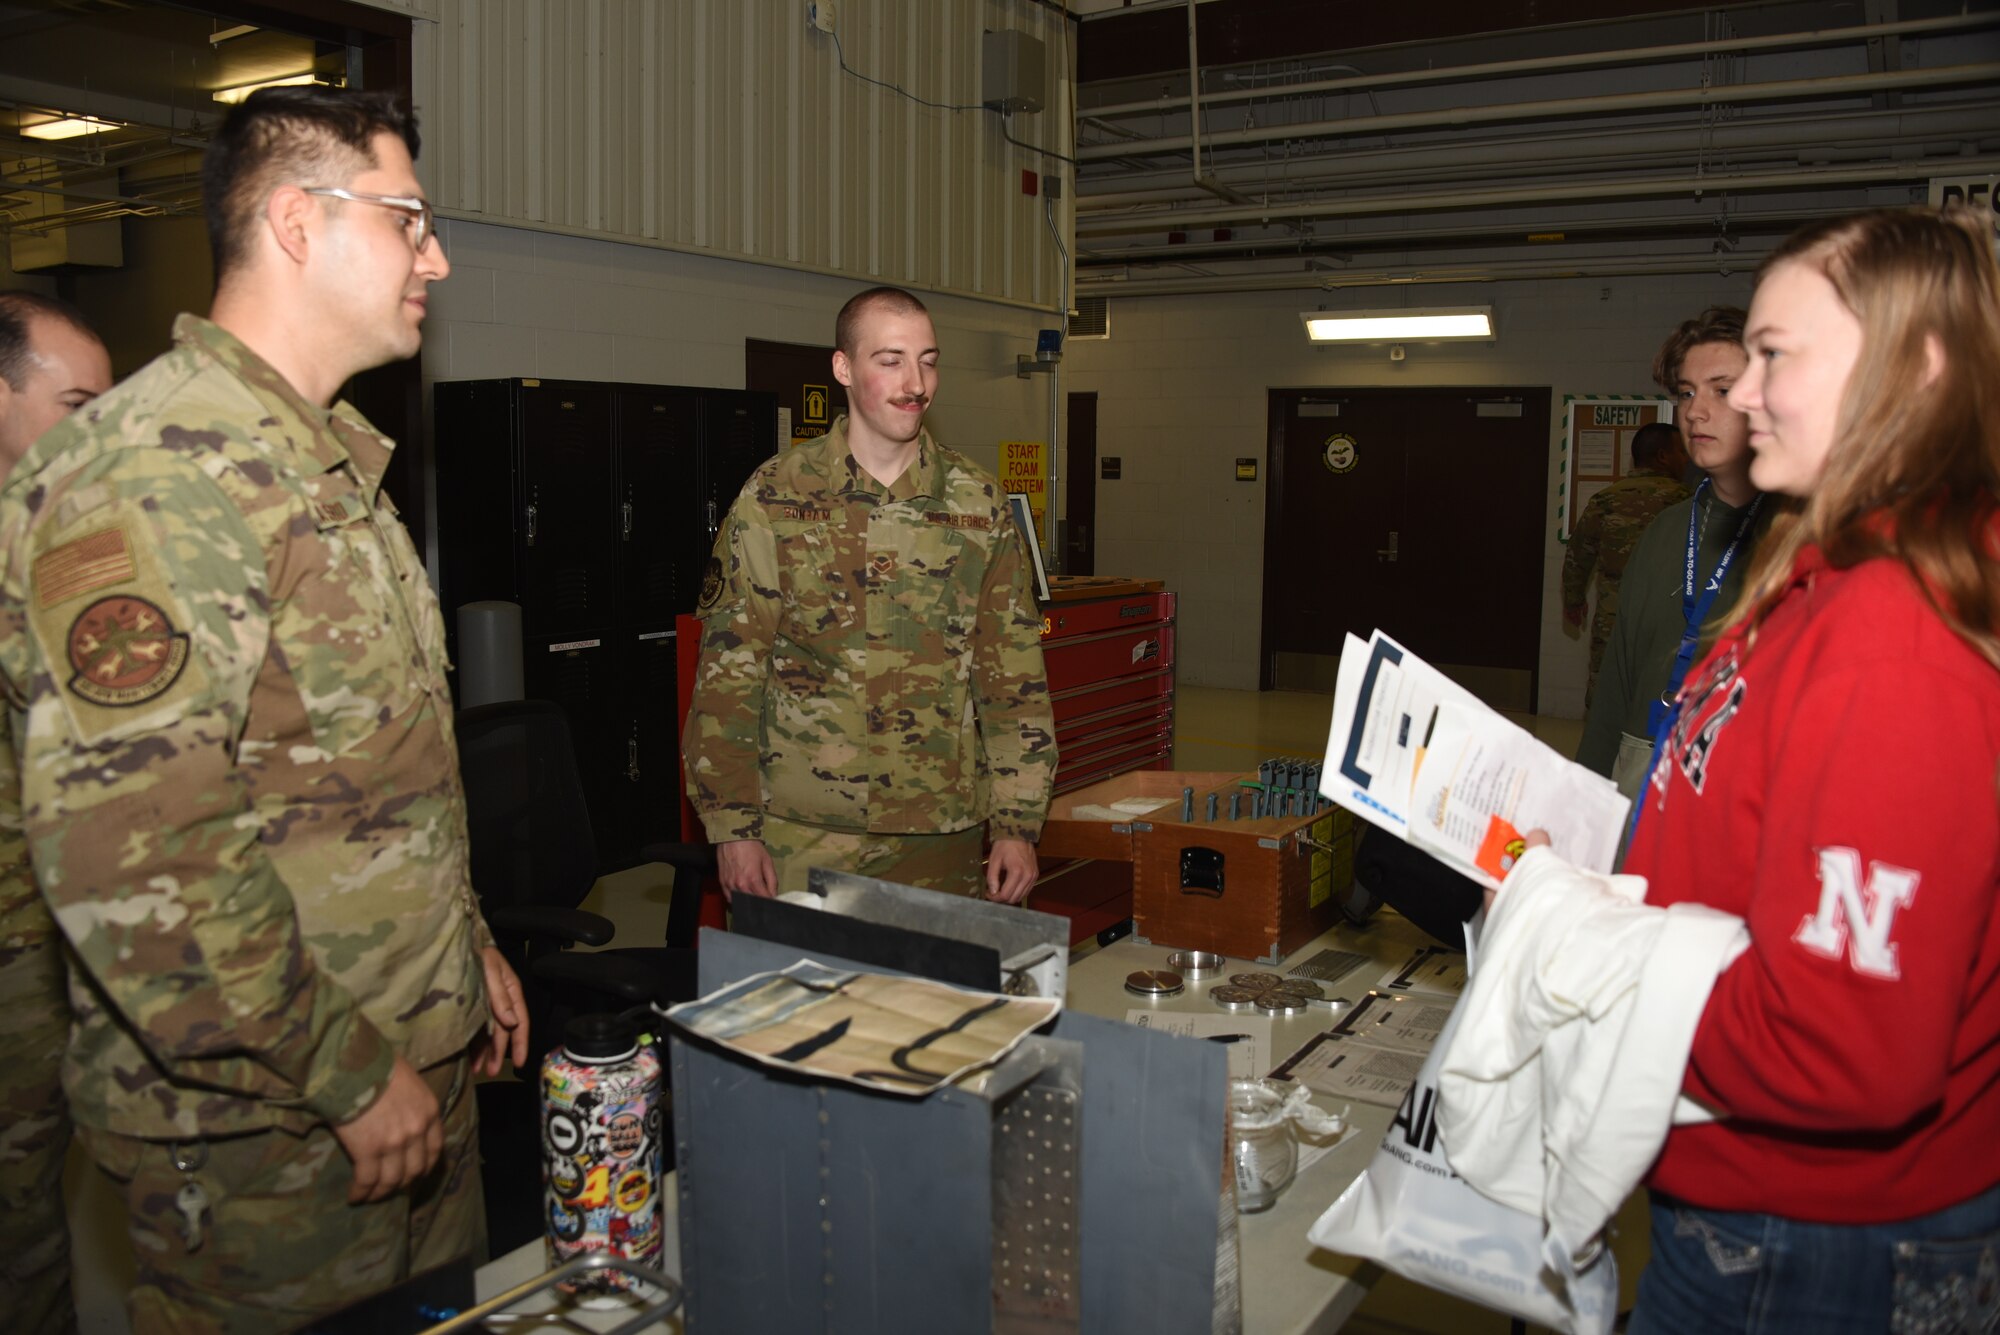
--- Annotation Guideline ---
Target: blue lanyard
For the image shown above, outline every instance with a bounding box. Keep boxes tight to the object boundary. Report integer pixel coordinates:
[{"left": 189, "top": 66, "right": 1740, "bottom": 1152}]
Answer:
[
  {"left": 1646, "top": 481, "right": 1762, "bottom": 739},
  {"left": 1631, "top": 484, "right": 1762, "bottom": 848}
]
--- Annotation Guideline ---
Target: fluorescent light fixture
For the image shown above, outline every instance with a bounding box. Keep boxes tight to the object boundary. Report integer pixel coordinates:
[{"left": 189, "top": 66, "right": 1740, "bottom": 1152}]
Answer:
[
  {"left": 20, "top": 115, "right": 123, "bottom": 141},
  {"left": 1300, "top": 307, "right": 1495, "bottom": 342},
  {"left": 213, "top": 73, "right": 330, "bottom": 105}
]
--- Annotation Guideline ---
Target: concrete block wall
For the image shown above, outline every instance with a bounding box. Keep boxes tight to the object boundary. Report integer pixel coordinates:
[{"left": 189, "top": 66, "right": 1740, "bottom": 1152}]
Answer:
[{"left": 421, "top": 216, "right": 1068, "bottom": 553}]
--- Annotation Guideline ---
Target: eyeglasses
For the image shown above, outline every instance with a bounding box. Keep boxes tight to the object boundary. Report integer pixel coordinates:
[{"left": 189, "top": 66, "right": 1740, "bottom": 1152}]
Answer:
[{"left": 302, "top": 187, "right": 438, "bottom": 253}]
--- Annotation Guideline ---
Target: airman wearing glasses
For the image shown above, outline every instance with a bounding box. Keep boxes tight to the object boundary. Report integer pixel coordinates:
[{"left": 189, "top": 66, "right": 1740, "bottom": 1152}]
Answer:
[{"left": 0, "top": 87, "right": 524, "bottom": 1329}]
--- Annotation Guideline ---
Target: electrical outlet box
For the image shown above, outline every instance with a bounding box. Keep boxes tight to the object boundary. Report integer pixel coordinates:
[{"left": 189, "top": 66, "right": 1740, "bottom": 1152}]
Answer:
[
  {"left": 982, "top": 30, "right": 1046, "bottom": 114},
  {"left": 807, "top": 0, "right": 836, "bottom": 35}
]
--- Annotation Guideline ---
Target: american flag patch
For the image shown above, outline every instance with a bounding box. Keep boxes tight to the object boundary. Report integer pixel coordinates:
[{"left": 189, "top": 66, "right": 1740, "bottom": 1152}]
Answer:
[{"left": 35, "top": 527, "right": 136, "bottom": 610}]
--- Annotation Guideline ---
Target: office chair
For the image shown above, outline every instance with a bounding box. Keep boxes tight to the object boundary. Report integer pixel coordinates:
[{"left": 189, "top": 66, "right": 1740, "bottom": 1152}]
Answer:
[{"left": 455, "top": 698, "right": 701, "bottom": 1250}]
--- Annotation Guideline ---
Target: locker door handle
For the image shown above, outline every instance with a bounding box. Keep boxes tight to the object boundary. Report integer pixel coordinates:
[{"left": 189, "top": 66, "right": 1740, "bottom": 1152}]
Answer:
[
  {"left": 622, "top": 500, "right": 633, "bottom": 539},
  {"left": 706, "top": 499, "right": 717, "bottom": 534},
  {"left": 1376, "top": 531, "right": 1399, "bottom": 563},
  {"left": 627, "top": 735, "right": 641, "bottom": 782},
  {"left": 525, "top": 503, "right": 538, "bottom": 547}
]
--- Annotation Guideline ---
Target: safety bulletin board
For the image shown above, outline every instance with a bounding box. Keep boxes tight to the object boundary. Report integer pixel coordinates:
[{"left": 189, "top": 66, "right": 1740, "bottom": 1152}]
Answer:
[{"left": 1556, "top": 395, "right": 1676, "bottom": 540}]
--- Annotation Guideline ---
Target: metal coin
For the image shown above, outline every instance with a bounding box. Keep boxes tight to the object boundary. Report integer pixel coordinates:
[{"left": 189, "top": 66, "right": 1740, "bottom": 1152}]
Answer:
[
  {"left": 1210, "top": 986, "right": 1261, "bottom": 1011},
  {"left": 1256, "top": 996, "right": 1308, "bottom": 1017},
  {"left": 1229, "top": 973, "right": 1285, "bottom": 990},
  {"left": 1271, "top": 979, "right": 1324, "bottom": 1000}
]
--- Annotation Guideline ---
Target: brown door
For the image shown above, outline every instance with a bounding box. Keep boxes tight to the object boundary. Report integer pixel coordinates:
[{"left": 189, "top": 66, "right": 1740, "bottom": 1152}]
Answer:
[
  {"left": 1261, "top": 387, "right": 1549, "bottom": 712},
  {"left": 746, "top": 339, "right": 848, "bottom": 447},
  {"left": 1064, "top": 392, "right": 1098, "bottom": 576}
]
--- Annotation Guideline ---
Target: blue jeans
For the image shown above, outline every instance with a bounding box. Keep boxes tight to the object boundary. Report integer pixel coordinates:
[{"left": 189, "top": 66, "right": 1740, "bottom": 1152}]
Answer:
[{"left": 1630, "top": 1182, "right": 2000, "bottom": 1335}]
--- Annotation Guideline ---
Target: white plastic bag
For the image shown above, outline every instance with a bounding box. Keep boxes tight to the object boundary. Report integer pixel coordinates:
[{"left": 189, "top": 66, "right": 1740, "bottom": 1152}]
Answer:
[{"left": 1305, "top": 1002, "right": 1618, "bottom": 1335}]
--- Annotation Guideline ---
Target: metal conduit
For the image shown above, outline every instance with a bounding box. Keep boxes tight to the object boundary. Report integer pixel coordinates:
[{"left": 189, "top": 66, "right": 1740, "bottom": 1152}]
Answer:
[
  {"left": 1075, "top": 103, "right": 2000, "bottom": 208},
  {"left": 1075, "top": 63, "right": 2000, "bottom": 162},
  {"left": 1079, "top": 206, "right": 1856, "bottom": 262},
  {"left": 1076, "top": 251, "right": 1783, "bottom": 298},
  {"left": 1079, "top": 11, "right": 2000, "bottom": 121},
  {"left": 1074, "top": 154, "right": 2000, "bottom": 236}
]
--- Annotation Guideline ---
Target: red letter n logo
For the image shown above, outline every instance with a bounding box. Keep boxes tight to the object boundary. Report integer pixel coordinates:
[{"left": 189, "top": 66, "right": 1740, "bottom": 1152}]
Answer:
[{"left": 1791, "top": 847, "right": 1919, "bottom": 981}]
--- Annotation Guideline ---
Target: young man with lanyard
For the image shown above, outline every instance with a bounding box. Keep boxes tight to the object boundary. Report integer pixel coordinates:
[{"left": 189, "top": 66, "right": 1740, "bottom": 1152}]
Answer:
[{"left": 1576, "top": 307, "right": 1771, "bottom": 802}]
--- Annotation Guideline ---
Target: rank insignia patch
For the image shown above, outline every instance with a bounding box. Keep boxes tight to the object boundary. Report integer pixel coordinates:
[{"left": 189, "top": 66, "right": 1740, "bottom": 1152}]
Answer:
[
  {"left": 697, "top": 557, "right": 725, "bottom": 610},
  {"left": 65, "top": 595, "right": 190, "bottom": 707}
]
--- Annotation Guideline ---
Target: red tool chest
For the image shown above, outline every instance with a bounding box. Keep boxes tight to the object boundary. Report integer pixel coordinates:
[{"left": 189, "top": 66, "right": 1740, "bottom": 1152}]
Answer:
[{"left": 1040, "top": 580, "right": 1176, "bottom": 794}]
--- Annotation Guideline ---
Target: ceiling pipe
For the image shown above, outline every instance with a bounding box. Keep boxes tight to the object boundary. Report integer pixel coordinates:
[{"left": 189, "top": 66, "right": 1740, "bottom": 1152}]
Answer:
[
  {"left": 1078, "top": 206, "right": 1848, "bottom": 263},
  {"left": 1075, "top": 63, "right": 2000, "bottom": 162},
  {"left": 1076, "top": 155, "right": 2000, "bottom": 237},
  {"left": 1079, "top": 11, "right": 2000, "bottom": 121},
  {"left": 1077, "top": 251, "right": 1780, "bottom": 298},
  {"left": 1075, "top": 103, "right": 2000, "bottom": 208}
]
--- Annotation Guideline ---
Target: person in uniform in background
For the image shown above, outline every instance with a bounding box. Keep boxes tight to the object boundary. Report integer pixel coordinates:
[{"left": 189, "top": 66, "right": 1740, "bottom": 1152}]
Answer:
[
  {"left": 1576, "top": 307, "right": 1770, "bottom": 800},
  {"left": 0, "top": 87, "right": 526, "bottom": 1331},
  {"left": 684, "top": 285, "right": 1057, "bottom": 904},
  {"left": 0, "top": 291, "right": 113, "bottom": 1335},
  {"left": 1561, "top": 420, "right": 1691, "bottom": 703}
]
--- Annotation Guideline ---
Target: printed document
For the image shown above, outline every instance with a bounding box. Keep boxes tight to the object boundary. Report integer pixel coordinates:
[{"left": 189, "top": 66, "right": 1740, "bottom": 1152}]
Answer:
[{"left": 1319, "top": 630, "right": 1629, "bottom": 889}]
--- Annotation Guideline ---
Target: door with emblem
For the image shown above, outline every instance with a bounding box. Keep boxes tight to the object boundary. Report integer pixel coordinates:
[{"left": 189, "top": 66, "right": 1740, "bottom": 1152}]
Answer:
[{"left": 1260, "top": 387, "right": 1548, "bottom": 712}]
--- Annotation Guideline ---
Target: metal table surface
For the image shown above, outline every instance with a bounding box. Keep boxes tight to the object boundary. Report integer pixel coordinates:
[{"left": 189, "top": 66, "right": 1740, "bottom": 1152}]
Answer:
[
  {"left": 1066, "top": 912, "right": 1439, "bottom": 1335},
  {"left": 478, "top": 907, "right": 1445, "bottom": 1333}
]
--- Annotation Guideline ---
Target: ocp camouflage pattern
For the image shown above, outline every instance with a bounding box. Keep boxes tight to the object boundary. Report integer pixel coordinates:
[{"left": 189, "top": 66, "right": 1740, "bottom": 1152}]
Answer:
[
  {"left": 1562, "top": 473, "right": 1690, "bottom": 696},
  {"left": 0, "top": 314, "right": 492, "bottom": 1141},
  {"left": 684, "top": 417, "right": 1057, "bottom": 845}
]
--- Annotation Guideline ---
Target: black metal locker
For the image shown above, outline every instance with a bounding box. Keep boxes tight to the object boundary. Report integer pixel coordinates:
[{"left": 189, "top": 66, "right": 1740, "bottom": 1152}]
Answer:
[
  {"left": 434, "top": 377, "right": 776, "bottom": 872},
  {"left": 615, "top": 387, "right": 705, "bottom": 627},
  {"left": 514, "top": 386, "right": 618, "bottom": 636},
  {"left": 604, "top": 629, "right": 682, "bottom": 869},
  {"left": 696, "top": 390, "right": 775, "bottom": 546},
  {"left": 523, "top": 634, "right": 620, "bottom": 853}
]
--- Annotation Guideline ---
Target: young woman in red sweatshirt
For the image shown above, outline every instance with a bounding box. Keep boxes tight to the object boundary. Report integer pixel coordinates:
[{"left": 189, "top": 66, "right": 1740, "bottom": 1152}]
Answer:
[{"left": 1619, "top": 207, "right": 2000, "bottom": 1332}]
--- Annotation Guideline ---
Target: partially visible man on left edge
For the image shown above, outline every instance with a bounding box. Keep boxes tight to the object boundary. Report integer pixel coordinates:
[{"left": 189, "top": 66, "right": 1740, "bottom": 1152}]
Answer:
[
  {"left": 0, "top": 88, "right": 525, "bottom": 1332},
  {"left": 0, "top": 291, "right": 113, "bottom": 1335}
]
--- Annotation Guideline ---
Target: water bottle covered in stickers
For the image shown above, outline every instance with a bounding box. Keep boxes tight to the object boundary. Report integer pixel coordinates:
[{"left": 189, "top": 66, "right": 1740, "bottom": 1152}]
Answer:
[{"left": 541, "top": 1009, "right": 665, "bottom": 1292}]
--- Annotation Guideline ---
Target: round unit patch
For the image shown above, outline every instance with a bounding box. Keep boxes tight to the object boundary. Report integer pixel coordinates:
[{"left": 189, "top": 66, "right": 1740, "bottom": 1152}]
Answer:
[
  {"left": 697, "top": 557, "right": 725, "bottom": 609},
  {"left": 1322, "top": 434, "right": 1359, "bottom": 474},
  {"left": 65, "top": 595, "right": 189, "bottom": 708}
]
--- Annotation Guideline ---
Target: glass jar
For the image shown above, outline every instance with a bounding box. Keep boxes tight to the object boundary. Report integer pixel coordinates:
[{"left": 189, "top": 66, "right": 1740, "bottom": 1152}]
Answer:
[{"left": 1228, "top": 1077, "right": 1298, "bottom": 1213}]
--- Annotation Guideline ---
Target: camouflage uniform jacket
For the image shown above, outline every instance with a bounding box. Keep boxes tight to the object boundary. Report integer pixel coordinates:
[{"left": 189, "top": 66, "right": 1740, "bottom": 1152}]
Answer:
[
  {"left": 1561, "top": 472, "right": 1691, "bottom": 612},
  {"left": 684, "top": 417, "right": 1057, "bottom": 845},
  {"left": 0, "top": 716, "right": 43, "bottom": 975},
  {"left": 0, "top": 315, "right": 492, "bottom": 1141}
]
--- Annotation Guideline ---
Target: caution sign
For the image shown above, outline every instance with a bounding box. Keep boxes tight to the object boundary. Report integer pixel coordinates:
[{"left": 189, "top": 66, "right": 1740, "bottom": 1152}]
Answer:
[
  {"left": 803, "top": 385, "right": 829, "bottom": 426},
  {"left": 999, "top": 440, "right": 1048, "bottom": 546}
]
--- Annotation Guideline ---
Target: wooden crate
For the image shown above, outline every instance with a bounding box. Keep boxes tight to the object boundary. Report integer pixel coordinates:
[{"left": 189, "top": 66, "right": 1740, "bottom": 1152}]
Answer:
[
  {"left": 1039, "top": 770, "right": 1356, "bottom": 964},
  {"left": 1038, "top": 769, "right": 1240, "bottom": 862}
]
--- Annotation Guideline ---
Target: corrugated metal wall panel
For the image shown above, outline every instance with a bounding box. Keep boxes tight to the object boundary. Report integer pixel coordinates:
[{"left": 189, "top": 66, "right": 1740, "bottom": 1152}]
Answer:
[{"left": 412, "top": 0, "right": 1075, "bottom": 312}]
